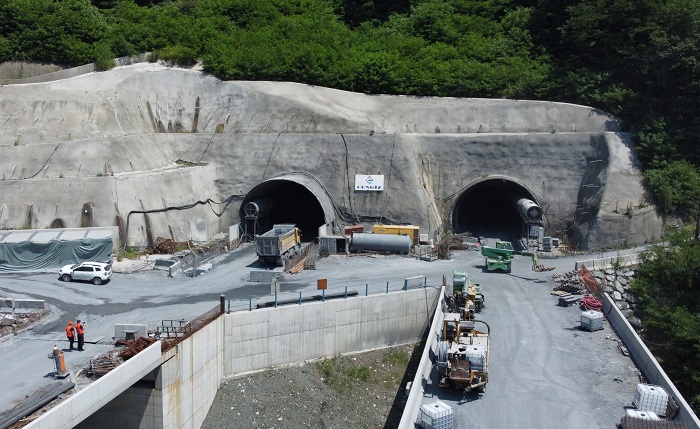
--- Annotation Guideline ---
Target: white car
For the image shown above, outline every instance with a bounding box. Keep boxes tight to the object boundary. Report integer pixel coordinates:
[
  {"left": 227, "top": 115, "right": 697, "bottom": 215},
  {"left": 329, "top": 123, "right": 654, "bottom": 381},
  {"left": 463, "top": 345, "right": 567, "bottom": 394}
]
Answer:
[{"left": 59, "top": 262, "right": 112, "bottom": 285}]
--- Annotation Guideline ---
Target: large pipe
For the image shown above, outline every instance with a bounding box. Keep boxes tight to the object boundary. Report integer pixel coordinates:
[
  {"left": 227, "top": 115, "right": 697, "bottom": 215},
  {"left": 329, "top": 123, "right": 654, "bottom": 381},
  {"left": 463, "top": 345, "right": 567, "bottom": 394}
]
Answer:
[
  {"left": 514, "top": 198, "right": 542, "bottom": 223},
  {"left": 351, "top": 233, "right": 412, "bottom": 254}
]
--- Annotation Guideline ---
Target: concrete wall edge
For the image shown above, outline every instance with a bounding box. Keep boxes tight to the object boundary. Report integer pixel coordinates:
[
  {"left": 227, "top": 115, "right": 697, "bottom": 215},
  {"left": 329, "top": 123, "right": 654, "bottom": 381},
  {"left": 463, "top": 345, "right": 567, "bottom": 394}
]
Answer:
[{"left": 603, "top": 294, "right": 700, "bottom": 428}]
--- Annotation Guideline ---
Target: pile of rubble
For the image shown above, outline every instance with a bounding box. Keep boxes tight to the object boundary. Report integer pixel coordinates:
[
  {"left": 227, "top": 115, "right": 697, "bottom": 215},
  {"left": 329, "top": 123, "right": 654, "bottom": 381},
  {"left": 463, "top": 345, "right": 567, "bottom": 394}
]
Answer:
[{"left": 0, "top": 309, "right": 49, "bottom": 337}]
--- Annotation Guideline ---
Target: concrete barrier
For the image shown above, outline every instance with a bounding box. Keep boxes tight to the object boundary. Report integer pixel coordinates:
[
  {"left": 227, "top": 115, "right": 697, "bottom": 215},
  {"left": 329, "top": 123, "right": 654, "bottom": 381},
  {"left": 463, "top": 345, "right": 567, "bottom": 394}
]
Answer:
[
  {"left": 0, "top": 298, "right": 13, "bottom": 313},
  {"left": 13, "top": 299, "right": 45, "bottom": 313},
  {"left": 399, "top": 288, "right": 446, "bottom": 429},
  {"left": 575, "top": 253, "right": 639, "bottom": 271},
  {"left": 249, "top": 270, "right": 282, "bottom": 283},
  {"left": 114, "top": 324, "right": 148, "bottom": 340},
  {"left": 167, "top": 261, "right": 182, "bottom": 278},
  {"left": 603, "top": 294, "right": 700, "bottom": 428}
]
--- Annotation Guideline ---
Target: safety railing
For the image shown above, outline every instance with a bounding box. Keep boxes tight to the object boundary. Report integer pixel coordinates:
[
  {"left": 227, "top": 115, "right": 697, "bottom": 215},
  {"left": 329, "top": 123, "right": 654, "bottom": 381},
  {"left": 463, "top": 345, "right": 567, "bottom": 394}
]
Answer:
[{"left": 224, "top": 274, "right": 447, "bottom": 313}]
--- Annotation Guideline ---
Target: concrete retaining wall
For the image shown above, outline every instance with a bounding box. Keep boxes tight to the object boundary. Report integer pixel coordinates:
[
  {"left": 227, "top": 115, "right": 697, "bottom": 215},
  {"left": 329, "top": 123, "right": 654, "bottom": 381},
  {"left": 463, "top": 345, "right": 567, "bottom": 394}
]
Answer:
[
  {"left": 26, "top": 341, "right": 162, "bottom": 429},
  {"left": 161, "top": 316, "right": 224, "bottom": 429},
  {"left": 575, "top": 253, "right": 639, "bottom": 271},
  {"left": 603, "top": 294, "right": 700, "bottom": 428},
  {"left": 223, "top": 287, "right": 440, "bottom": 376},
  {"left": 399, "top": 288, "right": 446, "bottom": 429}
]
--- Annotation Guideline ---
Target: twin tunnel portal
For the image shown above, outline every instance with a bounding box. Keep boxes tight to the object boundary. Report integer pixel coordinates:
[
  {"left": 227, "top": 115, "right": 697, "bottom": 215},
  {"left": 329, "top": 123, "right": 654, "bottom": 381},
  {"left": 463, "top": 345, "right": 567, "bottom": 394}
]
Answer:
[{"left": 240, "top": 175, "right": 543, "bottom": 247}]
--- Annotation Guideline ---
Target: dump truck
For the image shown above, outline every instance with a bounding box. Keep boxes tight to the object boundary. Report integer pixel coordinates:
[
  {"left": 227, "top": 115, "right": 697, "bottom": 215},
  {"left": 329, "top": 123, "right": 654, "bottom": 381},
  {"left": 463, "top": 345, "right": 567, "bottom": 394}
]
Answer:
[
  {"left": 480, "top": 241, "right": 514, "bottom": 273},
  {"left": 436, "top": 313, "right": 490, "bottom": 393},
  {"left": 255, "top": 224, "right": 301, "bottom": 266}
]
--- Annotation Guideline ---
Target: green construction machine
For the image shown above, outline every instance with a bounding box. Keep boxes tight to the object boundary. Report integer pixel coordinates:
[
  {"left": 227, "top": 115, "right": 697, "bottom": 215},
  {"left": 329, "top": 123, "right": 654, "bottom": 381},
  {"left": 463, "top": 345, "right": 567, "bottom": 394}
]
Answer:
[{"left": 480, "top": 241, "right": 514, "bottom": 273}]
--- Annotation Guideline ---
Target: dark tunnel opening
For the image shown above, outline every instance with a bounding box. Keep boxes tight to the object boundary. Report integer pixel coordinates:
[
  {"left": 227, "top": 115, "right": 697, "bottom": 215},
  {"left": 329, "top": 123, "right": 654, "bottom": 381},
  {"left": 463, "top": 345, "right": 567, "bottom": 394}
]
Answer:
[
  {"left": 240, "top": 181, "right": 326, "bottom": 241},
  {"left": 452, "top": 178, "right": 537, "bottom": 246}
]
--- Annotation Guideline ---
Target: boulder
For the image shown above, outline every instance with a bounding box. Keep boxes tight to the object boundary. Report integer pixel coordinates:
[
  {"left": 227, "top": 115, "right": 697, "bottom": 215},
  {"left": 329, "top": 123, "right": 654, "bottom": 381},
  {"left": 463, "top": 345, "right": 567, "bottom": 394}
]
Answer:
[
  {"left": 628, "top": 317, "right": 643, "bottom": 330},
  {"left": 614, "top": 281, "right": 625, "bottom": 294},
  {"left": 612, "top": 291, "right": 622, "bottom": 301},
  {"left": 616, "top": 301, "right": 630, "bottom": 311},
  {"left": 0, "top": 315, "right": 15, "bottom": 326},
  {"left": 621, "top": 309, "right": 633, "bottom": 318}
]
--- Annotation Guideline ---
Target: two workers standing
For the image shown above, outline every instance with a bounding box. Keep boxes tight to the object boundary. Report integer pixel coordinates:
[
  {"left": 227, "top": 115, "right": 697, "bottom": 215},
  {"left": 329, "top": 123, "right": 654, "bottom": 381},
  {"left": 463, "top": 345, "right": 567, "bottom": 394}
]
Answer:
[{"left": 65, "top": 320, "right": 86, "bottom": 351}]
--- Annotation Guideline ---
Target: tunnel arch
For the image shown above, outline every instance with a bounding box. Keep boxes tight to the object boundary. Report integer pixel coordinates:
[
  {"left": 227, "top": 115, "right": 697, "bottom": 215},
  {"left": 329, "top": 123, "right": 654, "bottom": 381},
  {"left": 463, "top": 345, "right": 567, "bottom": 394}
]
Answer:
[
  {"left": 451, "top": 175, "right": 540, "bottom": 244},
  {"left": 240, "top": 173, "right": 336, "bottom": 240}
]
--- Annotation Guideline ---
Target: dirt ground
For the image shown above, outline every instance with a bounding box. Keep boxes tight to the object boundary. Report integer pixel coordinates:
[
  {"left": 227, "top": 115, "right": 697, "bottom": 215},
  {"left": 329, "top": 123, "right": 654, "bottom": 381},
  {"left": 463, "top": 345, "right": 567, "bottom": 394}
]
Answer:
[{"left": 202, "top": 343, "right": 422, "bottom": 429}]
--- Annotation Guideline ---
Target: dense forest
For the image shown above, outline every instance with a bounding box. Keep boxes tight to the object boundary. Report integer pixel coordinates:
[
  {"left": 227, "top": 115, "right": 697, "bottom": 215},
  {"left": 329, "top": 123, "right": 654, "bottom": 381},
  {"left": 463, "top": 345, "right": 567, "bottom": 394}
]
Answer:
[{"left": 1, "top": 0, "right": 700, "bottom": 414}]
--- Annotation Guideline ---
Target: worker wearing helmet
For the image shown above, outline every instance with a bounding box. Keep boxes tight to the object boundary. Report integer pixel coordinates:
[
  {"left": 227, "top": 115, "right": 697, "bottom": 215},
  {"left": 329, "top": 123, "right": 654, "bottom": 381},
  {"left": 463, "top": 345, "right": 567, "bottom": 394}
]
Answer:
[
  {"left": 65, "top": 321, "right": 75, "bottom": 351},
  {"left": 75, "top": 320, "right": 85, "bottom": 351}
]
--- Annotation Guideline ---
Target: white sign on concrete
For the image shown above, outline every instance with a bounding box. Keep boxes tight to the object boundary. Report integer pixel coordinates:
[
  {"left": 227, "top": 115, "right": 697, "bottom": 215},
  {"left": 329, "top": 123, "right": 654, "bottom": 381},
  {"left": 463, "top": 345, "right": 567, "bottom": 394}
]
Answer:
[{"left": 354, "top": 175, "right": 384, "bottom": 191}]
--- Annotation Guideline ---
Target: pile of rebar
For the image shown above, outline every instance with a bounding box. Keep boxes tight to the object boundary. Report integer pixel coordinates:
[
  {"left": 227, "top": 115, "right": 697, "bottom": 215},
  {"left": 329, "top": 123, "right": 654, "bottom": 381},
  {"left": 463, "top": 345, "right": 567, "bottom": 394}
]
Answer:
[
  {"left": 84, "top": 353, "right": 123, "bottom": 378},
  {"left": 117, "top": 337, "right": 157, "bottom": 360}
]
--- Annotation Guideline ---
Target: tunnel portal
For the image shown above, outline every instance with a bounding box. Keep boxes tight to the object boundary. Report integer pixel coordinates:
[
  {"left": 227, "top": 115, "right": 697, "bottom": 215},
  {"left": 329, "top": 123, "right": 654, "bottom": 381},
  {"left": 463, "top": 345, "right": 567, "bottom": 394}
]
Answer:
[
  {"left": 240, "top": 180, "right": 327, "bottom": 241},
  {"left": 452, "top": 178, "right": 539, "bottom": 245}
]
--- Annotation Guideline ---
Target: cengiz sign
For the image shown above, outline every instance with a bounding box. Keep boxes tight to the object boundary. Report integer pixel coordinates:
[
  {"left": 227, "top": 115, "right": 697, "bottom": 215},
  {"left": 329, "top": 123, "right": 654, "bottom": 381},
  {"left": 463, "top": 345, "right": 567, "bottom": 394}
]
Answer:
[{"left": 354, "top": 175, "right": 384, "bottom": 191}]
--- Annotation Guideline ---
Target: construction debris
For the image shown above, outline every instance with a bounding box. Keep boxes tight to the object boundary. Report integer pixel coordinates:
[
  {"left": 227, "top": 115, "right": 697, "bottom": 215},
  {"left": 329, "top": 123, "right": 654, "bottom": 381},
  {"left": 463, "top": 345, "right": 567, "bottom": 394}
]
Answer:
[
  {"left": 84, "top": 352, "right": 124, "bottom": 379},
  {"left": 83, "top": 337, "right": 157, "bottom": 379}
]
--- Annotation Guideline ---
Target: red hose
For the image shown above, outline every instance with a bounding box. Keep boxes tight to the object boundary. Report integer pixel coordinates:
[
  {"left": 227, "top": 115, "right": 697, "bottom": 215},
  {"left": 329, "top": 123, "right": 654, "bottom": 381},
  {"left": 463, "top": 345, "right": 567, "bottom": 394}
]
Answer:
[{"left": 580, "top": 296, "right": 602, "bottom": 311}]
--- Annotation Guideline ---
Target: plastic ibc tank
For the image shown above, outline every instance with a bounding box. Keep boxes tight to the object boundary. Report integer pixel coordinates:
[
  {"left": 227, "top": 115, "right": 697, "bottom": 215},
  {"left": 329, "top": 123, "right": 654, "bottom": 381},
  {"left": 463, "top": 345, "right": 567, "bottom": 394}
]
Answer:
[
  {"left": 350, "top": 233, "right": 412, "bottom": 254},
  {"left": 580, "top": 310, "right": 604, "bottom": 331},
  {"left": 625, "top": 409, "right": 660, "bottom": 420},
  {"left": 633, "top": 384, "right": 669, "bottom": 417},
  {"left": 420, "top": 400, "right": 453, "bottom": 429}
]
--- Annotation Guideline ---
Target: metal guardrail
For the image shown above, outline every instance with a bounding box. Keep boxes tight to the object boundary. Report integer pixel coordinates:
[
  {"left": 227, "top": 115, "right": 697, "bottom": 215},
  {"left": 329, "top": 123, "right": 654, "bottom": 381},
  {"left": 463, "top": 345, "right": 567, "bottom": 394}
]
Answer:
[{"left": 226, "top": 274, "right": 446, "bottom": 313}]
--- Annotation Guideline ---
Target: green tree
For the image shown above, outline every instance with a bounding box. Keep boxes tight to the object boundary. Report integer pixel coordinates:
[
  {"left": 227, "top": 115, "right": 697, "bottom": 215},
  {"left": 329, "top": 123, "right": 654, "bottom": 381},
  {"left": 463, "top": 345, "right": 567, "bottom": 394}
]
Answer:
[{"left": 633, "top": 231, "right": 700, "bottom": 412}]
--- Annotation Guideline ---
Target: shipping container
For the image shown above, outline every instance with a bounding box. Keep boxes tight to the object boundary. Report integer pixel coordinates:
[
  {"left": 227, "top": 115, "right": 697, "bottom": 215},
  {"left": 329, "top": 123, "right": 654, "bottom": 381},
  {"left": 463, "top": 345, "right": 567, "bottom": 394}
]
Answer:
[{"left": 373, "top": 224, "right": 420, "bottom": 245}]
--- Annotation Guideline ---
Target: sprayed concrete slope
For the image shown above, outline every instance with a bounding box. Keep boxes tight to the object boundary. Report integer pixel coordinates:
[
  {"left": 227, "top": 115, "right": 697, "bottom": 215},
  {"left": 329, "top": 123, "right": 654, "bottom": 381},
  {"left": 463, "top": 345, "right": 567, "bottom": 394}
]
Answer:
[{"left": 0, "top": 63, "right": 661, "bottom": 250}]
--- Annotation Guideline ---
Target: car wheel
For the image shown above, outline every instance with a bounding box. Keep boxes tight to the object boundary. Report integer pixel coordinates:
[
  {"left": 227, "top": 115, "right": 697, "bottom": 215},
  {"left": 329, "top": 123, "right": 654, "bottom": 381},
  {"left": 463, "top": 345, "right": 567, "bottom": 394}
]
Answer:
[
  {"left": 61, "top": 274, "right": 72, "bottom": 282},
  {"left": 92, "top": 277, "right": 103, "bottom": 285}
]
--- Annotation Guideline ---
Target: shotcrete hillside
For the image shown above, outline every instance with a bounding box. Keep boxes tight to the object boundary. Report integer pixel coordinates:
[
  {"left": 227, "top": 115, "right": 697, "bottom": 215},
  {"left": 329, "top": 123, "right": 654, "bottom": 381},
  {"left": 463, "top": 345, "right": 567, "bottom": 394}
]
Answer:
[{"left": 0, "top": 62, "right": 661, "bottom": 251}]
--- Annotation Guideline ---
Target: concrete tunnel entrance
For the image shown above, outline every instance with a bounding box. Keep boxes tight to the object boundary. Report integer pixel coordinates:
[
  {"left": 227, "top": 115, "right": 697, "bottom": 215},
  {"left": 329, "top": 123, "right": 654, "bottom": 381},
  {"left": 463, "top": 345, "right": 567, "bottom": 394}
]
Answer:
[
  {"left": 452, "top": 177, "right": 539, "bottom": 245},
  {"left": 240, "top": 176, "right": 335, "bottom": 241}
]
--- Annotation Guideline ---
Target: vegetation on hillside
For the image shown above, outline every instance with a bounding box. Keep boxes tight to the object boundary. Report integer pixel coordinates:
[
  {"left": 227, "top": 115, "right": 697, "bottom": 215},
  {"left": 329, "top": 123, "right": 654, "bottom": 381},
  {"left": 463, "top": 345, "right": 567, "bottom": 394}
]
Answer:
[
  {"left": 632, "top": 229, "right": 700, "bottom": 411},
  {"left": 2, "top": 0, "right": 700, "bottom": 413}
]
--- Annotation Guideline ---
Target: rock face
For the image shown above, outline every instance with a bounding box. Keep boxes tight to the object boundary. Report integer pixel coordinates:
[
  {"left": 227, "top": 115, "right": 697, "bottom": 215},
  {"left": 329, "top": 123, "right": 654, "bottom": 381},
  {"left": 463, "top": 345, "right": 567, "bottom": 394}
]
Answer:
[
  {"left": 593, "top": 268, "right": 641, "bottom": 329},
  {"left": 0, "top": 63, "right": 662, "bottom": 251}
]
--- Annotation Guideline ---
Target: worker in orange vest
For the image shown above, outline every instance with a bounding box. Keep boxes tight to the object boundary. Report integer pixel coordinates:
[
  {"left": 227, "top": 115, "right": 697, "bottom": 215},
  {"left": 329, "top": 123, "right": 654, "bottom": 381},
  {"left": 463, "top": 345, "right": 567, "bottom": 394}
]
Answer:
[
  {"left": 75, "top": 320, "right": 85, "bottom": 351},
  {"left": 65, "top": 321, "right": 75, "bottom": 351}
]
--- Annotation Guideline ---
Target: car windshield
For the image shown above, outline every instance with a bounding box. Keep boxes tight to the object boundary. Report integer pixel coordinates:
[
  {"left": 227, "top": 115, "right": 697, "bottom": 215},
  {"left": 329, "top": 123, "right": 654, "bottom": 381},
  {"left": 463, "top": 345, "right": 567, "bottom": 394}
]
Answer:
[{"left": 70, "top": 264, "right": 80, "bottom": 269}]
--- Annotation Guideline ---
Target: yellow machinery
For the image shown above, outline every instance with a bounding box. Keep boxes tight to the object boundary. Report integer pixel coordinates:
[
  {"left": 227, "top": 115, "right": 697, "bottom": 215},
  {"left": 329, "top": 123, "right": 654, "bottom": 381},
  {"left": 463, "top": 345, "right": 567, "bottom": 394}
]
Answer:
[
  {"left": 373, "top": 224, "right": 420, "bottom": 245},
  {"left": 436, "top": 313, "right": 490, "bottom": 393}
]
